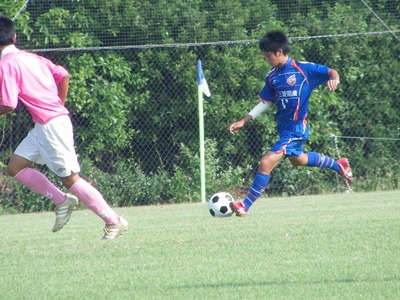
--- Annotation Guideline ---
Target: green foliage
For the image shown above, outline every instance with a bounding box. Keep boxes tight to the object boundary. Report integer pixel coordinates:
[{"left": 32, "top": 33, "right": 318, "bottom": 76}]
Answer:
[
  {"left": 169, "top": 139, "right": 251, "bottom": 202},
  {"left": 67, "top": 52, "right": 138, "bottom": 164},
  {"left": 1, "top": 0, "right": 399, "bottom": 213},
  {"left": 0, "top": 0, "right": 29, "bottom": 21},
  {"left": 80, "top": 158, "right": 171, "bottom": 207},
  {"left": 85, "top": 139, "right": 250, "bottom": 206}
]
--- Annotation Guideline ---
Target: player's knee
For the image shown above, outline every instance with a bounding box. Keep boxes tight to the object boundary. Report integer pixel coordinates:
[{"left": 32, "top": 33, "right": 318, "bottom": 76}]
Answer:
[
  {"left": 290, "top": 160, "right": 302, "bottom": 167},
  {"left": 6, "top": 165, "right": 17, "bottom": 177},
  {"left": 259, "top": 157, "right": 269, "bottom": 168},
  {"left": 60, "top": 173, "right": 81, "bottom": 189},
  {"left": 7, "top": 155, "right": 31, "bottom": 177},
  {"left": 289, "top": 156, "right": 307, "bottom": 167},
  {"left": 6, "top": 163, "right": 23, "bottom": 177},
  {"left": 259, "top": 157, "right": 274, "bottom": 173}
]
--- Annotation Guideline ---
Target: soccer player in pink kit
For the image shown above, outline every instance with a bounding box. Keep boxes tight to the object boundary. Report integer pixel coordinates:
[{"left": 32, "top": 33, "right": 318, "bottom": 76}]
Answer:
[
  {"left": 229, "top": 30, "right": 353, "bottom": 217},
  {"left": 0, "top": 16, "right": 127, "bottom": 239}
]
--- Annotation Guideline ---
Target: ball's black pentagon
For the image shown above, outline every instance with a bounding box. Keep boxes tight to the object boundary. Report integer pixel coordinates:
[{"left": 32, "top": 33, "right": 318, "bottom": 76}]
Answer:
[
  {"left": 209, "top": 208, "right": 216, "bottom": 217},
  {"left": 220, "top": 206, "right": 228, "bottom": 214},
  {"left": 211, "top": 196, "right": 219, "bottom": 203}
]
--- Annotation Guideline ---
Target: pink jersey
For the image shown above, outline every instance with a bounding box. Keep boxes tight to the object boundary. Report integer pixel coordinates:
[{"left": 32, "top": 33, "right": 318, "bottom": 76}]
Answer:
[{"left": 0, "top": 45, "right": 69, "bottom": 124}]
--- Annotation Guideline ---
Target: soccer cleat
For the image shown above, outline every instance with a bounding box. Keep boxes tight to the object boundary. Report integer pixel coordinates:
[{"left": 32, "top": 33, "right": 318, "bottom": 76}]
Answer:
[
  {"left": 102, "top": 217, "right": 128, "bottom": 240},
  {"left": 337, "top": 157, "right": 353, "bottom": 184},
  {"left": 52, "top": 194, "right": 78, "bottom": 232},
  {"left": 229, "top": 201, "right": 247, "bottom": 217}
]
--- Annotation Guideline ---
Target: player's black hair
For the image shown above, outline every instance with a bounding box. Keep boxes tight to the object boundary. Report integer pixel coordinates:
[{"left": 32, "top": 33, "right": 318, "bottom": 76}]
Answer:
[
  {"left": 259, "top": 30, "right": 291, "bottom": 55},
  {"left": 0, "top": 16, "right": 16, "bottom": 46}
]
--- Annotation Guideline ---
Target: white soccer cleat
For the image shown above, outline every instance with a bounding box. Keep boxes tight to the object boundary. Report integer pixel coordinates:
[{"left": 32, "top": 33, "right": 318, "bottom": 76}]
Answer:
[
  {"left": 52, "top": 194, "right": 78, "bottom": 232},
  {"left": 102, "top": 217, "right": 128, "bottom": 240}
]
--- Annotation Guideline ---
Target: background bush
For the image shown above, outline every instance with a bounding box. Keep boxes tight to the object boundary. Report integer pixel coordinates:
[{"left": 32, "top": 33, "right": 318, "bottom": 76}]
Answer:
[{"left": 1, "top": 0, "right": 399, "bottom": 212}]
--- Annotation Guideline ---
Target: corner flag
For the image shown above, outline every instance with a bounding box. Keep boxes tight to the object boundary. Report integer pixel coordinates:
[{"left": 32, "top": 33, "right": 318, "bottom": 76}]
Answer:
[
  {"left": 196, "top": 59, "right": 210, "bottom": 203},
  {"left": 196, "top": 60, "right": 211, "bottom": 97}
]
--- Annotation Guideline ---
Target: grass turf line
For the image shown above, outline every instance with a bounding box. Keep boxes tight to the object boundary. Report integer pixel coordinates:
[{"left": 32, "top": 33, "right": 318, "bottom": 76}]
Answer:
[{"left": 0, "top": 190, "right": 399, "bottom": 299}]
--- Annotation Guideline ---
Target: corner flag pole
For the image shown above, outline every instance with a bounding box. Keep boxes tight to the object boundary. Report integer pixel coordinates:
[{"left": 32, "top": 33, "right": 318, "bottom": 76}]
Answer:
[{"left": 196, "top": 60, "right": 211, "bottom": 203}]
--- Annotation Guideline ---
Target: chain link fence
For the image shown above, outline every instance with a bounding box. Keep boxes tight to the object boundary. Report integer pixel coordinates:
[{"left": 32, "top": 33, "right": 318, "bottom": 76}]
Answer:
[{"left": 1, "top": 0, "right": 400, "bottom": 211}]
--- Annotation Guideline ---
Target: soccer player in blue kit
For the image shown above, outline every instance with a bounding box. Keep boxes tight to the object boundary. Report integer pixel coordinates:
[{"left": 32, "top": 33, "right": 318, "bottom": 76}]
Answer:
[{"left": 229, "top": 30, "right": 353, "bottom": 217}]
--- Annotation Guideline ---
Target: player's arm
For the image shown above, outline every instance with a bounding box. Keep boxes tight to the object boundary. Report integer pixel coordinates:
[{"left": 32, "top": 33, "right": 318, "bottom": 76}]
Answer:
[
  {"left": 57, "top": 74, "right": 70, "bottom": 104},
  {"left": 248, "top": 101, "right": 272, "bottom": 119},
  {"left": 0, "top": 71, "right": 18, "bottom": 115},
  {"left": 229, "top": 101, "right": 272, "bottom": 134},
  {"left": 327, "top": 68, "right": 340, "bottom": 91},
  {"left": 229, "top": 114, "right": 252, "bottom": 134},
  {"left": 48, "top": 61, "right": 70, "bottom": 104}
]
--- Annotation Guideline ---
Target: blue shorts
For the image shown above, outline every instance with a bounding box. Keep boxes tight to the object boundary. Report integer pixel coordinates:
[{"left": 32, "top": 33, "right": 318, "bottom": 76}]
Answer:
[{"left": 270, "top": 120, "right": 310, "bottom": 157}]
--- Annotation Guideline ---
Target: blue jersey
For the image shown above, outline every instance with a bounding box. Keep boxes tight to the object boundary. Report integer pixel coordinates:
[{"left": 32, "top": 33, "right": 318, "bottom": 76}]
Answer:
[{"left": 259, "top": 58, "right": 330, "bottom": 123}]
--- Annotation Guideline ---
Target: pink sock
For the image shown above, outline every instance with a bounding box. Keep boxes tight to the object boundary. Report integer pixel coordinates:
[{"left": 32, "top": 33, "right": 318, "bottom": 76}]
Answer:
[
  {"left": 13, "top": 168, "right": 66, "bottom": 205},
  {"left": 69, "top": 178, "right": 119, "bottom": 225}
]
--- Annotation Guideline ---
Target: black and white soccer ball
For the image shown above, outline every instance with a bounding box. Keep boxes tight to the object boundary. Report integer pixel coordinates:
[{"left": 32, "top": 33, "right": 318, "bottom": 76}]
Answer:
[{"left": 208, "top": 192, "right": 234, "bottom": 217}]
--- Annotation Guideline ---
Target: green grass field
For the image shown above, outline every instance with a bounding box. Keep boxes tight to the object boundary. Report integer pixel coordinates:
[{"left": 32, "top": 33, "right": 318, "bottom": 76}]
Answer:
[{"left": 1, "top": 190, "right": 400, "bottom": 299}]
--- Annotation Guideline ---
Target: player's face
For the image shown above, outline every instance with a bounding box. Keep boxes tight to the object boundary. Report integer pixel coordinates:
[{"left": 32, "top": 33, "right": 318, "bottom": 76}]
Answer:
[{"left": 263, "top": 50, "right": 285, "bottom": 68}]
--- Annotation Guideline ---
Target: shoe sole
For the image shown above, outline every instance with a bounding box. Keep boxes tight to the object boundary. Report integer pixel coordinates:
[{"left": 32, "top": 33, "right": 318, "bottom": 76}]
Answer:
[{"left": 102, "top": 227, "right": 128, "bottom": 240}]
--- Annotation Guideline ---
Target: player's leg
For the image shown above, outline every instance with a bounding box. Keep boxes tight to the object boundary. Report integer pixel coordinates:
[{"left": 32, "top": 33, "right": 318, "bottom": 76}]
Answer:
[
  {"left": 12, "top": 119, "right": 80, "bottom": 232},
  {"left": 8, "top": 153, "right": 77, "bottom": 233},
  {"left": 287, "top": 122, "right": 353, "bottom": 183},
  {"left": 292, "top": 152, "right": 338, "bottom": 169},
  {"left": 9, "top": 143, "right": 69, "bottom": 207},
  {"left": 62, "top": 174, "right": 128, "bottom": 239},
  {"left": 41, "top": 115, "right": 127, "bottom": 239},
  {"left": 289, "top": 152, "right": 353, "bottom": 183},
  {"left": 230, "top": 123, "right": 305, "bottom": 217},
  {"left": 230, "top": 151, "right": 285, "bottom": 217},
  {"left": 61, "top": 173, "right": 119, "bottom": 225}
]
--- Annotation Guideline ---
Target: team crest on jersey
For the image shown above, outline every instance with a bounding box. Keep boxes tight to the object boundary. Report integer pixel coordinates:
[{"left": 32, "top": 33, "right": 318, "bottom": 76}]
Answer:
[{"left": 287, "top": 74, "right": 296, "bottom": 85}]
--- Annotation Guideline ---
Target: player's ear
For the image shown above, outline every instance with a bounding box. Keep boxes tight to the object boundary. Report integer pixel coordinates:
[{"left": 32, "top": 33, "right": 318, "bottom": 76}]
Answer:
[{"left": 12, "top": 34, "right": 17, "bottom": 44}]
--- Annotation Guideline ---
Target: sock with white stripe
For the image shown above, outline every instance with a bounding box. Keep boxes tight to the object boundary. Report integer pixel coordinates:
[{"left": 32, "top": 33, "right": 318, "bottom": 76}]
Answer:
[
  {"left": 13, "top": 168, "right": 66, "bottom": 205},
  {"left": 306, "top": 152, "right": 340, "bottom": 172},
  {"left": 69, "top": 178, "right": 119, "bottom": 225},
  {"left": 242, "top": 173, "right": 270, "bottom": 211}
]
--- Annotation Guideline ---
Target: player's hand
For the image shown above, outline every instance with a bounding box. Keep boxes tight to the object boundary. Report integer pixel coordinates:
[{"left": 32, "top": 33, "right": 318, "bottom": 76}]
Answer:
[
  {"left": 229, "top": 120, "right": 245, "bottom": 134},
  {"left": 326, "top": 79, "right": 340, "bottom": 91}
]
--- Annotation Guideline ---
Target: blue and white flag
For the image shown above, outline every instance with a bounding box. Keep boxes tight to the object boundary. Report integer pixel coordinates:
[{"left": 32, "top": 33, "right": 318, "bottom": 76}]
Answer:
[{"left": 196, "top": 60, "right": 211, "bottom": 97}]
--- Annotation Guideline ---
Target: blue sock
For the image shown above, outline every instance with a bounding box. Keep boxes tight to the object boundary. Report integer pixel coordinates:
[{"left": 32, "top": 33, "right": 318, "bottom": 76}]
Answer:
[
  {"left": 242, "top": 173, "right": 270, "bottom": 211},
  {"left": 306, "top": 152, "right": 340, "bottom": 172}
]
